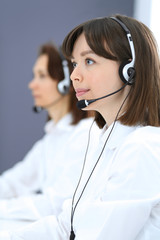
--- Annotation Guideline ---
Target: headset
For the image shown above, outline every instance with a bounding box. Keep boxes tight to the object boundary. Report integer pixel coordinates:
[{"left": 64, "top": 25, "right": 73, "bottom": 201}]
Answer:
[
  {"left": 57, "top": 48, "right": 71, "bottom": 95},
  {"left": 110, "top": 17, "right": 136, "bottom": 85}
]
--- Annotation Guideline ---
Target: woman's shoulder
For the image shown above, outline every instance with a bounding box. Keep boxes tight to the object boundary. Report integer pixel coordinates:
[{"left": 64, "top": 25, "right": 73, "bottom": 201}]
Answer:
[
  {"left": 126, "top": 125, "right": 160, "bottom": 145},
  {"left": 113, "top": 125, "right": 160, "bottom": 176},
  {"left": 116, "top": 125, "right": 160, "bottom": 163}
]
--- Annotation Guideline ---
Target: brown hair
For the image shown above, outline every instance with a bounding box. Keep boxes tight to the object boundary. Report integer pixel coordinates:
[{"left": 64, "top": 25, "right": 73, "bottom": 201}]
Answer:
[
  {"left": 38, "top": 42, "right": 88, "bottom": 125},
  {"left": 62, "top": 14, "right": 160, "bottom": 128}
]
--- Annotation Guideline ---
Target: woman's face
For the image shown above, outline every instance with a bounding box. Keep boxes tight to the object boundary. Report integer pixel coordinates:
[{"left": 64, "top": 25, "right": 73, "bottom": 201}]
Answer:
[
  {"left": 29, "top": 54, "right": 61, "bottom": 108},
  {"left": 70, "top": 33, "right": 125, "bottom": 113}
]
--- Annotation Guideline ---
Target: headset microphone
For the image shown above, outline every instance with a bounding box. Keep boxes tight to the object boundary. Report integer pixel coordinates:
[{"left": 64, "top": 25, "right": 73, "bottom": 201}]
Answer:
[
  {"left": 77, "top": 83, "right": 128, "bottom": 109},
  {"left": 32, "top": 106, "right": 43, "bottom": 113}
]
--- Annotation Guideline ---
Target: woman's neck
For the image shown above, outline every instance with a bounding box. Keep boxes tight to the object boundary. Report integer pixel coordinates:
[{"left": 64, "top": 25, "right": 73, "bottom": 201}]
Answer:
[
  {"left": 99, "top": 98, "right": 127, "bottom": 127},
  {"left": 98, "top": 85, "right": 130, "bottom": 127},
  {"left": 47, "top": 95, "right": 70, "bottom": 124}
]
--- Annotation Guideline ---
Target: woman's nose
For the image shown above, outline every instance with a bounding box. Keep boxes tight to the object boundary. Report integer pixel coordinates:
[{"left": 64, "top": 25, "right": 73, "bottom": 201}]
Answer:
[
  {"left": 70, "top": 66, "right": 82, "bottom": 82},
  {"left": 28, "top": 79, "right": 36, "bottom": 89}
]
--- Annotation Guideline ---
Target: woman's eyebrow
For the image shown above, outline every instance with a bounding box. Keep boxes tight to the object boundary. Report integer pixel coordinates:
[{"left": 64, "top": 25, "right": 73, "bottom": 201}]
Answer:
[
  {"left": 80, "top": 50, "right": 94, "bottom": 56},
  {"left": 71, "top": 50, "right": 94, "bottom": 60}
]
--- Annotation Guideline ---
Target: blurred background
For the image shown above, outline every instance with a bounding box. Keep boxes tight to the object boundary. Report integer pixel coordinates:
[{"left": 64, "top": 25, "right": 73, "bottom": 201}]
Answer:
[{"left": 0, "top": 0, "right": 159, "bottom": 172}]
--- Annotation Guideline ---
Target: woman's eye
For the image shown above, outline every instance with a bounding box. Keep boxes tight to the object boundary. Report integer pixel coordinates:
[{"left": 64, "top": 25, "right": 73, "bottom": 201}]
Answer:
[
  {"left": 86, "top": 59, "right": 94, "bottom": 65},
  {"left": 72, "top": 62, "right": 77, "bottom": 69},
  {"left": 39, "top": 73, "right": 46, "bottom": 79}
]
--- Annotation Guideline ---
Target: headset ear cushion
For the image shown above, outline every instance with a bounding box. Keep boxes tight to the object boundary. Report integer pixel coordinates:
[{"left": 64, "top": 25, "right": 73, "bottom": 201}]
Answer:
[
  {"left": 119, "top": 60, "right": 135, "bottom": 85},
  {"left": 119, "top": 60, "right": 130, "bottom": 84},
  {"left": 57, "top": 81, "right": 66, "bottom": 95}
]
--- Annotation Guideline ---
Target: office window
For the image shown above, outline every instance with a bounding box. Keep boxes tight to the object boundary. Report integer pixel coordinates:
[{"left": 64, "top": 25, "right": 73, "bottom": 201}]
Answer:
[
  {"left": 134, "top": 0, "right": 160, "bottom": 50},
  {"left": 150, "top": 0, "right": 160, "bottom": 50}
]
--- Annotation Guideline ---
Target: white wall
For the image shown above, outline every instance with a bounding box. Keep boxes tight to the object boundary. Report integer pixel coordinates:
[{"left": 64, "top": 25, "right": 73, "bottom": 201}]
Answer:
[
  {"left": 133, "top": 0, "right": 152, "bottom": 26},
  {"left": 134, "top": 0, "right": 160, "bottom": 49}
]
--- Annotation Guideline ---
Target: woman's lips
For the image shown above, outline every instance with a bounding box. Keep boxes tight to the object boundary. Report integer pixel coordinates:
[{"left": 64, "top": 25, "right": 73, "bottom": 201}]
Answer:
[
  {"left": 75, "top": 88, "right": 90, "bottom": 98},
  {"left": 32, "top": 94, "right": 41, "bottom": 99}
]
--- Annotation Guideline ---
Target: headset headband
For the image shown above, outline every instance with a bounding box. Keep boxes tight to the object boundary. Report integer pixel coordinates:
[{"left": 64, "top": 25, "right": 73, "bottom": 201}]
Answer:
[{"left": 110, "top": 17, "right": 136, "bottom": 84}]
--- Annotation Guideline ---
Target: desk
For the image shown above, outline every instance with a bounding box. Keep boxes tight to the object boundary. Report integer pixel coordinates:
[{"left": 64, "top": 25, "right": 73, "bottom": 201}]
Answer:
[{"left": 0, "top": 219, "right": 33, "bottom": 232}]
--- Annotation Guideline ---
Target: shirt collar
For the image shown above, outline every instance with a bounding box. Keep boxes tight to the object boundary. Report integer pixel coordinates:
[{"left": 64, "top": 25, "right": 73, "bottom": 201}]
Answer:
[
  {"left": 44, "top": 113, "right": 73, "bottom": 133},
  {"left": 100, "top": 121, "right": 139, "bottom": 150}
]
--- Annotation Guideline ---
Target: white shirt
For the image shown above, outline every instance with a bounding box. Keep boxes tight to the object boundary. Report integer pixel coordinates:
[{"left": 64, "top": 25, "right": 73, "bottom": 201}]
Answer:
[
  {"left": 0, "top": 114, "right": 98, "bottom": 221},
  {"left": 1, "top": 121, "right": 160, "bottom": 239}
]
